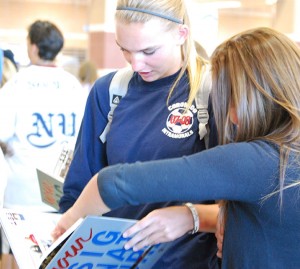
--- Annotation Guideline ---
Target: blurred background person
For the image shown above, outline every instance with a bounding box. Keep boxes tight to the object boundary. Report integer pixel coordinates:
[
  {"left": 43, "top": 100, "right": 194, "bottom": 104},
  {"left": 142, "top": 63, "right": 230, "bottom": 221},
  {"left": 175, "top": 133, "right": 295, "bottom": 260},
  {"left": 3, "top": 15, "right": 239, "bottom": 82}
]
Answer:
[
  {"left": 0, "top": 48, "right": 18, "bottom": 269},
  {"left": 78, "top": 60, "right": 98, "bottom": 93},
  {"left": 0, "top": 20, "right": 87, "bottom": 269},
  {"left": 0, "top": 49, "right": 18, "bottom": 89}
]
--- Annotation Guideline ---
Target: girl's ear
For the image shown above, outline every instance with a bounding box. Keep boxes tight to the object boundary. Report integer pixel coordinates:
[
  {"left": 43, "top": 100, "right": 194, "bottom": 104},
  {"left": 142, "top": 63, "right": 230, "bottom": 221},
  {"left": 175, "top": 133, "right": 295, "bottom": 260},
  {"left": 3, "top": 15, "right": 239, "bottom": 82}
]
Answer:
[
  {"left": 176, "top": 24, "right": 189, "bottom": 45},
  {"left": 229, "top": 107, "right": 239, "bottom": 125}
]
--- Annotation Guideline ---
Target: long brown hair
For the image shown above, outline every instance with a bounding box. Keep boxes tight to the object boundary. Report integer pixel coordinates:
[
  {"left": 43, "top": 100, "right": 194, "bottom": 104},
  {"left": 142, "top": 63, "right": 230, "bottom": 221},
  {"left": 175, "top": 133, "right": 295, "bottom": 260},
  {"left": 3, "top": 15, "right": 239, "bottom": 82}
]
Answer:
[{"left": 211, "top": 27, "right": 300, "bottom": 206}]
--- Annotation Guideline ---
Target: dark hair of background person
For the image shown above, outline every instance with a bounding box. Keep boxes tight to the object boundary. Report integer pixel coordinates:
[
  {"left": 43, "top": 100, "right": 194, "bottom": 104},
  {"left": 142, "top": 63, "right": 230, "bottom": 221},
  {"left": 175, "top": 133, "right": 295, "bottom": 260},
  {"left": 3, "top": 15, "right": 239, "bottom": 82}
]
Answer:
[
  {"left": 0, "top": 50, "right": 18, "bottom": 88},
  {"left": 28, "top": 20, "right": 64, "bottom": 61},
  {"left": 3, "top": 50, "right": 18, "bottom": 70}
]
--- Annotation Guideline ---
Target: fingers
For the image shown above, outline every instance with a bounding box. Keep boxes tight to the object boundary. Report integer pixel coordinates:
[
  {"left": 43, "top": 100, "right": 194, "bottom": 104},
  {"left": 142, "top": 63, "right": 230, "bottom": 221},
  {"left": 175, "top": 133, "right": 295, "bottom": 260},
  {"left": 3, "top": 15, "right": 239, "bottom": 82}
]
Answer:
[
  {"left": 123, "top": 206, "right": 192, "bottom": 251},
  {"left": 123, "top": 219, "right": 157, "bottom": 251},
  {"left": 123, "top": 215, "right": 172, "bottom": 251},
  {"left": 51, "top": 210, "right": 74, "bottom": 242},
  {"left": 51, "top": 225, "right": 66, "bottom": 242},
  {"left": 215, "top": 232, "right": 223, "bottom": 258},
  {"left": 215, "top": 215, "right": 224, "bottom": 259},
  {"left": 124, "top": 227, "right": 164, "bottom": 251},
  {"left": 217, "top": 248, "right": 223, "bottom": 258},
  {"left": 123, "top": 220, "right": 146, "bottom": 238}
]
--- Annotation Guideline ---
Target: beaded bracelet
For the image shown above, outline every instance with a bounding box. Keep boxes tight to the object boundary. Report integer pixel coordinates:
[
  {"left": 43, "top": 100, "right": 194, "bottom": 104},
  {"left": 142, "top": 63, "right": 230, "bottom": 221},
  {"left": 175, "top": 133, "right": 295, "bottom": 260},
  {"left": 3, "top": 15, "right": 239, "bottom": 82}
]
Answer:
[{"left": 184, "top": 202, "right": 200, "bottom": 234}]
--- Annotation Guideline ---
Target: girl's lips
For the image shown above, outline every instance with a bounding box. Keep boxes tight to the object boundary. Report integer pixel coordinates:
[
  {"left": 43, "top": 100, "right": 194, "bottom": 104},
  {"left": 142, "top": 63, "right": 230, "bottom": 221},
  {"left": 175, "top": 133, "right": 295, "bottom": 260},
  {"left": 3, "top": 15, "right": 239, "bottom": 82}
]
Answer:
[
  {"left": 139, "top": 71, "right": 151, "bottom": 75},
  {"left": 138, "top": 71, "right": 153, "bottom": 80},
  {"left": 138, "top": 71, "right": 155, "bottom": 81}
]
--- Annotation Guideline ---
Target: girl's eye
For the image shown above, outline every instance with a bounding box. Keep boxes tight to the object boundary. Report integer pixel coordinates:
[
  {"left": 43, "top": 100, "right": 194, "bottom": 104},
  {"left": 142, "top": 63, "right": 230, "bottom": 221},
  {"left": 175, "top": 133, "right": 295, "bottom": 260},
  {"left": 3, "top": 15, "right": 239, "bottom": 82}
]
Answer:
[
  {"left": 119, "top": 47, "right": 156, "bottom": 55},
  {"left": 143, "top": 50, "right": 156, "bottom": 56}
]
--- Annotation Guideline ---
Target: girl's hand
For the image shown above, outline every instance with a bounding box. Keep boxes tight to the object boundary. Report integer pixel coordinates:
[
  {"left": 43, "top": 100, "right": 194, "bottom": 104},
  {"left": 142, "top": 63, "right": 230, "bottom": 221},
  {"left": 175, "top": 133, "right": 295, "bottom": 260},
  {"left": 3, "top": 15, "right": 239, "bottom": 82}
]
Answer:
[
  {"left": 123, "top": 206, "right": 193, "bottom": 251},
  {"left": 51, "top": 208, "right": 79, "bottom": 241}
]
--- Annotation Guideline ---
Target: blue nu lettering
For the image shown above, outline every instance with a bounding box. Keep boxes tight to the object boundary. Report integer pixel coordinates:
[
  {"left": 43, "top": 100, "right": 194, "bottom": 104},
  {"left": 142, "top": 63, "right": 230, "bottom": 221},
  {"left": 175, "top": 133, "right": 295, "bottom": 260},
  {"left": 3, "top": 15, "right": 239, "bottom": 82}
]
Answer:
[{"left": 27, "top": 112, "right": 76, "bottom": 148}]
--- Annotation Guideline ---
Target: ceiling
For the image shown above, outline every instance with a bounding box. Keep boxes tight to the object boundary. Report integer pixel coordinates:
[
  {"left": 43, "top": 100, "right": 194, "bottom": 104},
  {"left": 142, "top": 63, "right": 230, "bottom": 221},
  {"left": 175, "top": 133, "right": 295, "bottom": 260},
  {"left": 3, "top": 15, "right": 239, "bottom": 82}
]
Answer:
[
  {"left": 12, "top": 0, "right": 92, "bottom": 4},
  {"left": 8, "top": 0, "right": 278, "bottom": 19},
  {"left": 194, "top": 0, "right": 276, "bottom": 7},
  {"left": 192, "top": 0, "right": 277, "bottom": 14},
  {"left": 11, "top": 0, "right": 276, "bottom": 8}
]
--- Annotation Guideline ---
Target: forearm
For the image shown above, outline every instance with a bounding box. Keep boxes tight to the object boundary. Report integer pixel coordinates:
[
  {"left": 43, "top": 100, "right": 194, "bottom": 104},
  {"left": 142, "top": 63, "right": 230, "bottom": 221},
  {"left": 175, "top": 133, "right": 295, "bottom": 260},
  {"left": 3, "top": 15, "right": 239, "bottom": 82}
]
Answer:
[
  {"left": 67, "top": 173, "right": 110, "bottom": 220},
  {"left": 52, "top": 174, "right": 111, "bottom": 241},
  {"left": 195, "top": 204, "right": 219, "bottom": 233},
  {"left": 99, "top": 143, "right": 271, "bottom": 208},
  {"left": 183, "top": 203, "right": 218, "bottom": 234}
]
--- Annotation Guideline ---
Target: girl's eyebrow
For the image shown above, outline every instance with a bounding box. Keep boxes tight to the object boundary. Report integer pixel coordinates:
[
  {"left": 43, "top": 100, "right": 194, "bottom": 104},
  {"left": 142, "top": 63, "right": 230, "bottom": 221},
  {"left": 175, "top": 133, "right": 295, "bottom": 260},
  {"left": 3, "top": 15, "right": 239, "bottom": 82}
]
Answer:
[{"left": 115, "top": 40, "right": 158, "bottom": 52}]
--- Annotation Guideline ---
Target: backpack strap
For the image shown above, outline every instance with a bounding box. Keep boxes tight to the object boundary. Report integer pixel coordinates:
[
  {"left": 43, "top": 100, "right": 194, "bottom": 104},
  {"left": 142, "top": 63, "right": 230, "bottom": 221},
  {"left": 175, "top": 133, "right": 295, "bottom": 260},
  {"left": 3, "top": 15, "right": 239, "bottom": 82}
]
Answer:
[
  {"left": 195, "top": 64, "right": 212, "bottom": 146},
  {"left": 99, "top": 67, "right": 134, "bottom": 143}
]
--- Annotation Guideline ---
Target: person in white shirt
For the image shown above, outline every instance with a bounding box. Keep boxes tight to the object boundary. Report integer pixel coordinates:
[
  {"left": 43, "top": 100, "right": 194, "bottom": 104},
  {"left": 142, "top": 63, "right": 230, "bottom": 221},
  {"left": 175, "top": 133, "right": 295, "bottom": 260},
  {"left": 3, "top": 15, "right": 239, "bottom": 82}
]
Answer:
[
  {"left": 0, "top": 144, "right": 8, "bottom": 208},
  {"left": 0, "top": 20, "right": 87, "bottom": 268}
]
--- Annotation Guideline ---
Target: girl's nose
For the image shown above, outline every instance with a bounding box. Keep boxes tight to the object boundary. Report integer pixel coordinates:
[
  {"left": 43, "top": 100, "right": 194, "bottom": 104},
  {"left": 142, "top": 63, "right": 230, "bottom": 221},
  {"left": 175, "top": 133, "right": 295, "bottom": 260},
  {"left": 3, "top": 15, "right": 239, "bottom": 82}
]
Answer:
[{"left": 129, "top": 53, "right": 145, "bottom": 72}]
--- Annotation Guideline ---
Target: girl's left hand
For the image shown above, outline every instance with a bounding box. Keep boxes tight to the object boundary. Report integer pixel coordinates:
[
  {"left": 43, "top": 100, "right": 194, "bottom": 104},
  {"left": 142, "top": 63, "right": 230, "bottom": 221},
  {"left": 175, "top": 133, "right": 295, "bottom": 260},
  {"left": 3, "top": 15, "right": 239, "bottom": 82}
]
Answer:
[{"left": 122, "top": 206, "right": 193, "bottom": 251}]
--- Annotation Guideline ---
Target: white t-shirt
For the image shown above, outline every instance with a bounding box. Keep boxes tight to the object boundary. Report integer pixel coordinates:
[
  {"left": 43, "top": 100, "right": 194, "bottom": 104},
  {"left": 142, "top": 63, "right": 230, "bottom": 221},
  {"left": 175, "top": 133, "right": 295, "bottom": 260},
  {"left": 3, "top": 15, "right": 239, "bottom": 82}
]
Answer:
[
  {"left": 0, "top": 65, "right": 87, "bottom": 211},
  {"left": 0, "top": 148, "right": 8, "bottom": 208}
]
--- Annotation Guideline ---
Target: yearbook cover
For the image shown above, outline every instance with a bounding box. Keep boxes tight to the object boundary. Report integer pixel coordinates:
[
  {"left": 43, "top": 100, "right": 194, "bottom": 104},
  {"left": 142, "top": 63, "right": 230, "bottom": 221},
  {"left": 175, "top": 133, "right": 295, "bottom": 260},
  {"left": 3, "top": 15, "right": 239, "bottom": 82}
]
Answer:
[
  {"left": 37, "top": 168, "right": 63, "bottom": 211},
  {"left": 0, "top": 209, "right": 170, "bottom": 269},
  {"left": 37, "top": 144, "right": 73, "bottom": 211}
]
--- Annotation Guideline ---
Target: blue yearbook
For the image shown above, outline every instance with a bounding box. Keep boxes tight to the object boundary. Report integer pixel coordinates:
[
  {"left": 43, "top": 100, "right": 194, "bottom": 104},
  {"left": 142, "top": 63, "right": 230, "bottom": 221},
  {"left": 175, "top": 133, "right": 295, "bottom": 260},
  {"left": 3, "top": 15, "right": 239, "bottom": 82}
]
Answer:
[{"left": 0, "top": 209, "right": 170, "bottom": 269}]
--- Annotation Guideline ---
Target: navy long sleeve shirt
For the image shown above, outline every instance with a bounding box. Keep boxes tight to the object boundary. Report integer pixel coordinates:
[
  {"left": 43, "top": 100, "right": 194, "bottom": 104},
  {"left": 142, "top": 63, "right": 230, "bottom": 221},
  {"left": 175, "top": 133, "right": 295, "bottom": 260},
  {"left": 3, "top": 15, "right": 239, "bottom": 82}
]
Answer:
[
  {"left": 98, "top": 140, "right": 300, "bottom": 269},
  {"left": 60, "top": 70, "right": 219, "bottom": 269}
]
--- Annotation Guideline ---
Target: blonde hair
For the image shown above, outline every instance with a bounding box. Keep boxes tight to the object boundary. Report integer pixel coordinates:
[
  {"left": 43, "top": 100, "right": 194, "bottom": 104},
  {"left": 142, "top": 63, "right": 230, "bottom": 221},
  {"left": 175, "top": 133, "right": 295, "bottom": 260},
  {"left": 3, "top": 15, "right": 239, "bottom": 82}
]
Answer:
[
  {"left": 78, "top": 61, "right": 98, "bottom": 85},
  {"left": 194, "top": 41, "right": 209, "bottom": 60},
  {"left": 1, "top": 57, "right": 17, "bottom": 88},
  {"left": 115, "top": 0, "right": 208, "bottom": 108},
  {"left": 211, "top": 27, "right": 300, "bottom": 205}
]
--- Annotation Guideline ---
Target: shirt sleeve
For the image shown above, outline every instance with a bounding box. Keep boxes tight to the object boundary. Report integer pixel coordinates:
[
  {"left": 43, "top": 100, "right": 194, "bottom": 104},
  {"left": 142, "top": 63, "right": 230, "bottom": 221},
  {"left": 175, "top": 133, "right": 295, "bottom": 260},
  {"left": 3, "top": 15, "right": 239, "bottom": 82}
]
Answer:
[
  {"left": 59, "top": 72, "right": 115, "bottom": 213},
  {"left": 98, "top": 141, "right": 278, "bottom": 209}
]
